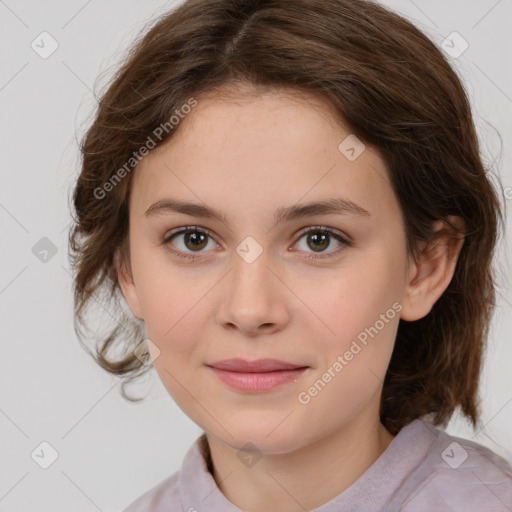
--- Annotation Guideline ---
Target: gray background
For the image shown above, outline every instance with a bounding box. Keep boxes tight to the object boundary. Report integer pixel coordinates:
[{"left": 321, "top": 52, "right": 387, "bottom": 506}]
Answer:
[{"left": 0, "top": 0, "right": 511, "bottom": 510}]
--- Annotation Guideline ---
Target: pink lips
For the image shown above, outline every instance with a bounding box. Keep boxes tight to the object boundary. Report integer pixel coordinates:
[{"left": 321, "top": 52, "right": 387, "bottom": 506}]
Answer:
[{"left": 207, "top": 358, "right": 308, "bottom": 392}]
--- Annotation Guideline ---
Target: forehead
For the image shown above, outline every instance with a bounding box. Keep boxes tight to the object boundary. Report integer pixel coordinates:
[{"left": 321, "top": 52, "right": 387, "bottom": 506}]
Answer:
[
  {"left": 131, "top": 87, "right": 397, "bottom": 225},
  {"left": 164, "top": 86, "right": 348, "bottom": 158}
]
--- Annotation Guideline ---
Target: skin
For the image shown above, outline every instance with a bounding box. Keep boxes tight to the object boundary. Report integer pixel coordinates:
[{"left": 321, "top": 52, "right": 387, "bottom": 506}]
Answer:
[{"left": 117, "top": 83, "right": 464, "bottom": 512}]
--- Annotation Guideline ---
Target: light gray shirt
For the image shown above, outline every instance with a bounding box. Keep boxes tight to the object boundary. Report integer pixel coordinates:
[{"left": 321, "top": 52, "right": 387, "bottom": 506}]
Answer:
[{"left": 122, "top": 418, "right": 512, "bottom": 511}]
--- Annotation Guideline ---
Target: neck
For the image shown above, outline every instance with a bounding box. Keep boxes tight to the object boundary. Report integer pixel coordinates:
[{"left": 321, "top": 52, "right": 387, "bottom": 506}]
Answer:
[{"left": 205, "top": 409, "right": 395, "bottom": 512}]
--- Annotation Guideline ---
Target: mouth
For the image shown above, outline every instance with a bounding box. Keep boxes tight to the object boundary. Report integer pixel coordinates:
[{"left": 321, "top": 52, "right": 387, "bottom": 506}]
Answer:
[{"left": 206, "top": 358, "right": 309, "bottom": 392}]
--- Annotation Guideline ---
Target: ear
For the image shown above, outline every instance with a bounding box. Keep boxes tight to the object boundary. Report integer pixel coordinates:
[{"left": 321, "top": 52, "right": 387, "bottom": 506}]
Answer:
[
  {"left": 400, "top": 216, "right": 465, "bottom": 322},
  {"left": 115, "top": 247, "right": 144, "bottom": 321}
]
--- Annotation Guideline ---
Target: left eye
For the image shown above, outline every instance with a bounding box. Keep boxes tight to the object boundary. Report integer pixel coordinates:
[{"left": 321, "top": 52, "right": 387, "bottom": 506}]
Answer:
[
  {"left": 294, "top": 226, "right": 349, "bottom": 259},
  {"left": 162, "top": 226, "right": 350, "bottom": 261}
]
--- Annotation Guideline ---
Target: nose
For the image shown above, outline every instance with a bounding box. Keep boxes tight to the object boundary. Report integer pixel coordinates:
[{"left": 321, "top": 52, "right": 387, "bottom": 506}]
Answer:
[{"left": 216, "top": 249, "right": 290, "bottom": 337}]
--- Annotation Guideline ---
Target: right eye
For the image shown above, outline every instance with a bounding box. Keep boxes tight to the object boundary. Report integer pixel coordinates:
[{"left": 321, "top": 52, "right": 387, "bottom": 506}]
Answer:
[{"left": 162, "top": 226, "right": 219, "bottom": 260}]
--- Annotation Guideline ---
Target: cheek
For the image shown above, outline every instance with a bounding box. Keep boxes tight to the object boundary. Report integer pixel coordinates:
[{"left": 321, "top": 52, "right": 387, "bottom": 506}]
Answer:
[
  {"left": 130, "top": 238, "right": 210, "bottom": 345},
  {"left": 142, "top": 288, "right": 204, "bottom": 355},
  {"left": 132, "top": 273, "right": 195, "bottom": 357},
  {"left": 303, "top": 259, "right": 402, "bottom": 349},
  {"left": 295, "top": 268, "right": 401, "bottom": 433}
]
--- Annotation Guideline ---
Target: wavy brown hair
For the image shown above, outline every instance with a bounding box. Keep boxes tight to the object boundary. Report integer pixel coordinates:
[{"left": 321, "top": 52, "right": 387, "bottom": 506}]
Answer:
[{"left": 68, "top": 0, "right": 504, "bottom": 435}]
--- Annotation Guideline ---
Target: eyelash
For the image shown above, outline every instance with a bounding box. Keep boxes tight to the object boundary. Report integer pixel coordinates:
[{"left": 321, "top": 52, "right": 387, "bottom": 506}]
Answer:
[{"left": 161, "top": 225, "right": 351, "bottom": 262}]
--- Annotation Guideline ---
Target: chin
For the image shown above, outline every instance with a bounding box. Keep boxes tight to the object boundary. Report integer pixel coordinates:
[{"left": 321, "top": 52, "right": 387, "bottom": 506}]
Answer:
[{"left": 206, "top": 417, "right": 308, "bottom": 455}]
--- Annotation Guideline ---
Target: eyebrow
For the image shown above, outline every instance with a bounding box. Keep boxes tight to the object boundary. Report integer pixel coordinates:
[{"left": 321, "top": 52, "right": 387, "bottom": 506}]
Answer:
[{"left": 144, "top": 197, "right": 371, "bottom": 229}]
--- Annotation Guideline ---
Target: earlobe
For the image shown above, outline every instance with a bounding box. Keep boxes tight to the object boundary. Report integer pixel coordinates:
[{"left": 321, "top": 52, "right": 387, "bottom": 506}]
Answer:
[
  {"left": 115, "top": 248, "right": 144, "bottom": 321},
  {"left": 400, "top": 216, "right": 465, "bottom": 322}
]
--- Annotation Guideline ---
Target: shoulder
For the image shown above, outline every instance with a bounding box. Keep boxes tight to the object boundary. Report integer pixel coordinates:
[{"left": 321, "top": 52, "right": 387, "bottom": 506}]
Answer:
[
  {"left": 121, "top": 471, "right": 182, "bottom": 512},
  {"left": 120, "top": 435, "right": 209, "bottom": 512},
  {"left": 395, "top": 421, "right": 512, "bottom": 512}
]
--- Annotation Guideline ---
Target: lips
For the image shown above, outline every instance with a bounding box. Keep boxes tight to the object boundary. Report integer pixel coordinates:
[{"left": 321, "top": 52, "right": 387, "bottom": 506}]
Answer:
[
  {"left": 206, "top": 358, "right": 309, "bottom": 392},
  {"left": 208, "top": 358, "right": 307, "bottom": 372}
]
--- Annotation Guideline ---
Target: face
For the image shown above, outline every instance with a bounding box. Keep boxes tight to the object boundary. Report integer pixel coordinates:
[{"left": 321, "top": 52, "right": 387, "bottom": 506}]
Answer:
[{"left": 119, "top": 85, "right": 416, "bottom": 454}]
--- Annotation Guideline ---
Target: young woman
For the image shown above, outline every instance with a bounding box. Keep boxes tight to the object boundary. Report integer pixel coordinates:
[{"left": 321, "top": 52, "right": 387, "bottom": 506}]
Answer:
[{"left": 69, "top": 0, "right": 512, "bottom": 510}]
